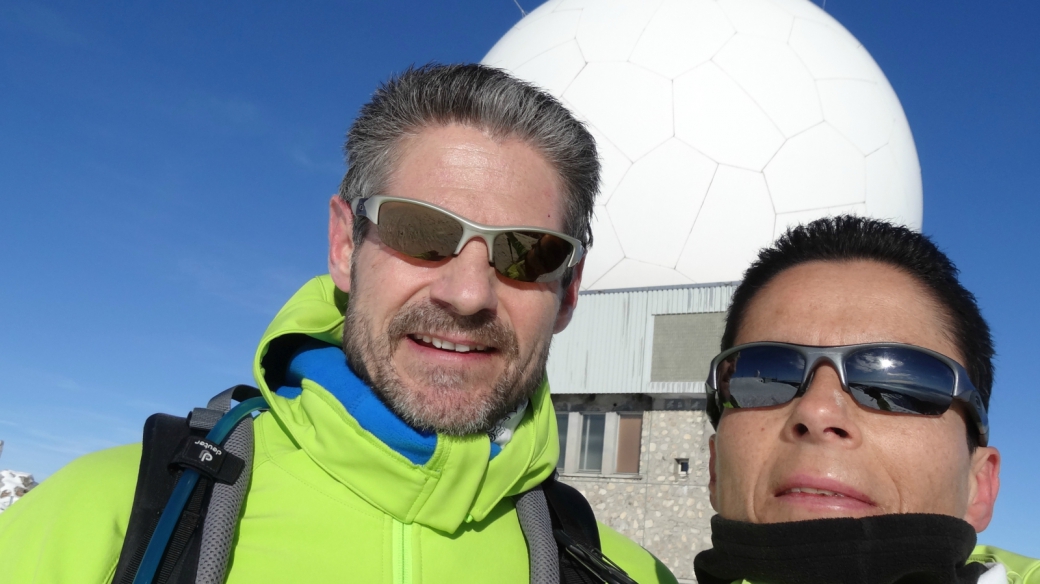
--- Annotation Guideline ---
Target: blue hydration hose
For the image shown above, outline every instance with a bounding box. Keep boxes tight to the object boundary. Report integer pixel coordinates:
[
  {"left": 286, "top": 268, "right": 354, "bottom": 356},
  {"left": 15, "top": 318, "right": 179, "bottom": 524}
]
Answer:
[{"left": 131, "top": 396, "right": 268, "bottom": 584}]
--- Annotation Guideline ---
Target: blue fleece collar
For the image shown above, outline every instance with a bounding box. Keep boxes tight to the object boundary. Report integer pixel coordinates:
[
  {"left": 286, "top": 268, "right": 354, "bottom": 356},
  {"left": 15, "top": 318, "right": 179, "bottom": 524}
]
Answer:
[{"left": 277, "top": 341, "right": 503, "bottom": 464}]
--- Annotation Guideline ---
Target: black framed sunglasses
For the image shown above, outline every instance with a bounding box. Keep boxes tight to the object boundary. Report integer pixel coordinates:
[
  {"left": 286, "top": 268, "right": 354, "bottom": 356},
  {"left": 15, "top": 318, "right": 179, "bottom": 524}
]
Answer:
[
  {"left": 350, "top": 196, "right": 585, "bottom": 284},
  {"left": 706, "top": 342, "right": 989, "bottom": 445}
]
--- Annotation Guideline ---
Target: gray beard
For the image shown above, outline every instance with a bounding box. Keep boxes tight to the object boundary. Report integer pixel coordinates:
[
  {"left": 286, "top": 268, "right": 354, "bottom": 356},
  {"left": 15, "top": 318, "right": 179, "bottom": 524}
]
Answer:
[{"left": 342, "top": 298, "right": 551, "bottom": 436}]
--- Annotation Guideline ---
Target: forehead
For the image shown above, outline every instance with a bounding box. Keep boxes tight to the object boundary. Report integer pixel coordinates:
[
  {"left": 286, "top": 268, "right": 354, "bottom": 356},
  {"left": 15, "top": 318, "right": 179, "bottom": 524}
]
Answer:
[
  {"left": 385, "top": 123, "right": 566, "bottom": 230},
  {"left": 734, "top": 260, "right": 963, "bottom": 364}
]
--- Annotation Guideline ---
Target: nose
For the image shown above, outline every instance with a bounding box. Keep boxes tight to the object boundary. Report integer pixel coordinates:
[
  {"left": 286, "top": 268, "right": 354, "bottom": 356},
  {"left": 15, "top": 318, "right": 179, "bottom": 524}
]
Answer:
[
  {"left": 784, "top": 362, "right": 861, "bottom": 446},
  {"left": 427, "top": 236, "right": 498, "bottom": 316}
]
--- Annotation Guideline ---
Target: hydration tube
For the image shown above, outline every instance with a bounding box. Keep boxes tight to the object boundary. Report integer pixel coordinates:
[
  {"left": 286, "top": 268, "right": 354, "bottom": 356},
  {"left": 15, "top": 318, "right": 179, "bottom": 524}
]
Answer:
[{"left": 131, "top": 396, "right": 268, "bottom": 584}]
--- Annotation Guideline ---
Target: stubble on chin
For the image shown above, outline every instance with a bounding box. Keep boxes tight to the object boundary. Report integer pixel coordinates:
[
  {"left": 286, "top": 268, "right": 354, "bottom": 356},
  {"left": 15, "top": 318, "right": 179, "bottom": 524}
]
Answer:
[{"left": 343, "top": 300, "right": 551, "bottom": 436}]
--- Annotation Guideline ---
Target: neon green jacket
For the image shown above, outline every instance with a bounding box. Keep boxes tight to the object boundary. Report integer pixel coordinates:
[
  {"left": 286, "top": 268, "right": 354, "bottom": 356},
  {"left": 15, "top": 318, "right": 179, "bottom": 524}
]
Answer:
[
  {"left": 0, "top": 276, "right": 676, "bottom": 583},
  {"left": 968, "top": 546, "right": 1040, "bottom": 583}
]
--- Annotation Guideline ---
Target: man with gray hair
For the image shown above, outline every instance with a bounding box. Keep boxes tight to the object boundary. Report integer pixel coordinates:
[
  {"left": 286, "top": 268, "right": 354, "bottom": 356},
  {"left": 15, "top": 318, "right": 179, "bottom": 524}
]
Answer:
[{"left": 0, "top": 64, "right": 676, "bottom": 583}]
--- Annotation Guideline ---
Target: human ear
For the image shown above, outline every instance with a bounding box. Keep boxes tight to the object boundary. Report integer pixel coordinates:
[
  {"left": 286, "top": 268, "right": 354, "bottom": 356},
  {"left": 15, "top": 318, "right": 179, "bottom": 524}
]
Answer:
[
  {"left": 329, "top": 195, "right": 356, "bottom": 292},
  {"left": 963, "top": 446, "right": 1000, "bottom": 532},
  {"left": 708, "top": 434, "right": 719, "bottom": 511},
  {"left": 552, "top": 257, "right": 585, "bottom": 333}
]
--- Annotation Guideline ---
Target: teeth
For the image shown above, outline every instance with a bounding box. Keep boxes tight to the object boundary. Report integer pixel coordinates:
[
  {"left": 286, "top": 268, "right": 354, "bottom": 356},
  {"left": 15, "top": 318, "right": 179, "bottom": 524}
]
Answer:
[
  {"left": 788, "top": 487, "right": 844, "bottom": 497},
  {"left": 411, "top": 334, "right": 485, "bottom": 353}
]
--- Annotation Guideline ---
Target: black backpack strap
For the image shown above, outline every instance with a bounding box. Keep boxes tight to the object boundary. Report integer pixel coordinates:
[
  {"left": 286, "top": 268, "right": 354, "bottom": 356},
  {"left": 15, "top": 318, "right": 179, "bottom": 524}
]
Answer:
[
  {"left": 537, "top": 472, "right": 638, "bottom": 584},
  {"left": 112, "top": 386, "right": 264, "bottom": 584},
  {"left": 111, "top": 414, "right": 202, "bottom": 584}
]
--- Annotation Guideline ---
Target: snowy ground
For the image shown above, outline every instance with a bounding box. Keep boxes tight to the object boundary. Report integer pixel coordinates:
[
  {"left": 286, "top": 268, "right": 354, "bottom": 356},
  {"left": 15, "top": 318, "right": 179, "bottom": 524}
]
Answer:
[
  {"left": 0, "top": 469, "right": 37, "bottom": 513},
  {"left": 0, "top": 441, "right": 38, "bottom": 513}
]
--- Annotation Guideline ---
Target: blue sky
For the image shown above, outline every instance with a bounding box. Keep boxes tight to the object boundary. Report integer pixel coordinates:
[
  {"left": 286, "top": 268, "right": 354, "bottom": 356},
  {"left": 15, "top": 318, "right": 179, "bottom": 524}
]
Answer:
[{"left": 1, "top": 0, "right": 1038, "bottom": 555}]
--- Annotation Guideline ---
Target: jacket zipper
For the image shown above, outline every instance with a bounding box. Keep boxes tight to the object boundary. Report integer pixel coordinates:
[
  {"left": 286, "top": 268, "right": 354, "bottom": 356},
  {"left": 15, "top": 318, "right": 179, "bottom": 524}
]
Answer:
[{"left": 392, "top": 519, "right": 413, "bottom": 584}]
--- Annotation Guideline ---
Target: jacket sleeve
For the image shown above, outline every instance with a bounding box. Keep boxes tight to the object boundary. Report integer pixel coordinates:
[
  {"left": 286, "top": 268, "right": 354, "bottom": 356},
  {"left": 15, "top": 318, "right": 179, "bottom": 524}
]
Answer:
[
  {"left": 971, "top": 545, "right": 1040, "bottom": 583},
  {"left": 0, "top": 443, "right": 140, "bottom": 583},
  {"left": 598, "top": 521, "right": 680, "bottom": 584}
]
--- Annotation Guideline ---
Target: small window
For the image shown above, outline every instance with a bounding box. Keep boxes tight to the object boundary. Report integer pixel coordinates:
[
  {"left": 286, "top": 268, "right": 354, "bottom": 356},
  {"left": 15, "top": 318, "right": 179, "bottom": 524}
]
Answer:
[
  {"left": 578, "top": 413, "right": 605, "bottom": 472},
  {"left": 676, "top": 458, "right": 690, "bottom": 477},
  {"left": 555, "top": 413, "right": 569, "bottom": 471}
]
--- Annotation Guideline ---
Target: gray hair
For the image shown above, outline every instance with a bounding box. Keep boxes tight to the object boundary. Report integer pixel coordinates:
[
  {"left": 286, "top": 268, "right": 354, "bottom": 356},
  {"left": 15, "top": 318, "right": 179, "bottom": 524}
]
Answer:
[{"left": 339, "top": 63, "right": 600, "bottom": 252}]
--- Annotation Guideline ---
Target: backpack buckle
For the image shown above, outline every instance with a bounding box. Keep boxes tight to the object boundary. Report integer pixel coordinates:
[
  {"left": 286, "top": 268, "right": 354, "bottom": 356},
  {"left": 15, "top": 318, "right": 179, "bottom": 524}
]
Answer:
[
  {"left": 169, "top": 437, "right": 244, "bottom": 484},
  {"left": 554, "top": 529, "right": 638, "bottom": 584}
]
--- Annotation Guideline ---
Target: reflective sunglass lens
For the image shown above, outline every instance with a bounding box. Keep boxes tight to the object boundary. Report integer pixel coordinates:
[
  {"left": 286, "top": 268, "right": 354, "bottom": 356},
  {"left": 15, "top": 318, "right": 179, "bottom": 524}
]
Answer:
[
  {"left": 718, "top": 346, "right": 805, "bottom": 409},
  {"left": 845, "top": 347, "right": 954, "bottom": 415},
  {"left": 376, "top": 201, "right": 463, "bottom": 261},
  {"left": 492, "top": 231, "right": 573, "bottom": 283}
]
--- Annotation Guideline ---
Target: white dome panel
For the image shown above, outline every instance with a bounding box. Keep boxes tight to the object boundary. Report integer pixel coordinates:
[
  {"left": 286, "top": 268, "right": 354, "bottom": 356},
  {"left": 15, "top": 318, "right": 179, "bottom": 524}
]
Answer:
[
  {"left": 713, "top": 35, "right": 822, "bottom": 137},
  {"left": 574, "top": 0, "right": 664, "bottom": 62},
  {"left": 716, "top": 0, "right": 794, "bottom": 42},
  {"left": 629, "top": 0, "right": 734, "bottom": 79},
  {"left": 773, "top": 203, "right": 867, "bottom": 239},
  {"left": 764, "top": 123, "right": 865, "bottom": 213},
  {"left": 586, "top": 125, "right": 631, "bottom": 205},
  {"left": 558, "top": 0, "right": 603, "bottom": 9},
  {"left": 818, "top": 79, "right": 893, "bottom": 155},
  {"left": 865, "top": 145, "right": 919, "bottom": 227},
  {"left": 582, "top": 205, "right": 626, "bottom": 287},
  {"left": 607, "top": 139, "right": 716, "bottom": 267},
  {"left": 789, "top": 19, "right": 878, "bottom": 82},
  {"left": 767, "top": 0, "right": 844, "bottom": 28},
  {"left": 513, "top": 41, "right": 586, "bottom": 97},
  {"left": 862, "top": 47, "right": 907, "bottom": 122},
  {"left": 674, "top": 62, "right": 785, "bottom": 171},
  {"left": 564, "top": 62, "right": 673, "bottom": 160},
  {"left": 511, "top": 0, "right": 567, "bottom": 30},
  {"left": 558, "top": 96, "right": 590, "bottom": 124},
  {"left": 676, "top": 166, "right": 775, "bottom": 283},
  {"left": 482, "top": 9, "right": 581, "bottom": 70},
  {"left": 592, "top": 258, "right": 695, "bottom": 290},
  {"left": 482, "top": 0, "right": 923, "bottom": 290},
  {"left": 886, "top": 119, "right": 923, "bottom": 229}
]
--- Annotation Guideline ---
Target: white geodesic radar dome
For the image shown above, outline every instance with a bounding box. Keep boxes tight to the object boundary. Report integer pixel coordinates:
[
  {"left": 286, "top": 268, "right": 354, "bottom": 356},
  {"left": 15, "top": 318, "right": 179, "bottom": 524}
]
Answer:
[{"left": 483, "top": 0, "right": 923, "bottom": 290}]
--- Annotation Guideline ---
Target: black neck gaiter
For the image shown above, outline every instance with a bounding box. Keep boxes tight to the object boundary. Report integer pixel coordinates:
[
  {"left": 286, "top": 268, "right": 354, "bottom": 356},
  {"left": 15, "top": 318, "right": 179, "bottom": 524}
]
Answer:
[{"left": 693, "top": 514, "right": 988, "bottom": 584}]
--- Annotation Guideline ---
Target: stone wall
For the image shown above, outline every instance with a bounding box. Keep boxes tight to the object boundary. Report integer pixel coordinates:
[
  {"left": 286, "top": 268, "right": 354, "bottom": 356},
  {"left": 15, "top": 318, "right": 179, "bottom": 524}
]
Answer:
[{"left": 559, "top": 407, "right": 715, "bottom": 582}]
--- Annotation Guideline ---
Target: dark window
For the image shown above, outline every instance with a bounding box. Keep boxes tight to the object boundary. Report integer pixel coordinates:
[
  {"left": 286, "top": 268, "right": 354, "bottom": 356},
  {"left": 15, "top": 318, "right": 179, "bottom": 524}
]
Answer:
[
  {"left": 556, "top": 413, "right": 569, "bottom": 470},
  {"left": 579, "top": 413, "right": 605, "bottom": 472}
]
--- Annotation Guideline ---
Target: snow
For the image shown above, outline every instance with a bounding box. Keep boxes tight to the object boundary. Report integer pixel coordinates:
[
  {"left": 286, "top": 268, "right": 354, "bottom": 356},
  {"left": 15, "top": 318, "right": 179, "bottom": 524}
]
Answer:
[{"left": 0, "top": 441, "right": 39, "bottom": 513}]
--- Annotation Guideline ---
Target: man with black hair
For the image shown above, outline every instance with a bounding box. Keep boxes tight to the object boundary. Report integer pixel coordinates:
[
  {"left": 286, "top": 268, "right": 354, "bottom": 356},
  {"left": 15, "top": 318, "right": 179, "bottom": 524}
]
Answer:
[{"left": 697, "top": 215, "right": 1039, "bottom": 584}]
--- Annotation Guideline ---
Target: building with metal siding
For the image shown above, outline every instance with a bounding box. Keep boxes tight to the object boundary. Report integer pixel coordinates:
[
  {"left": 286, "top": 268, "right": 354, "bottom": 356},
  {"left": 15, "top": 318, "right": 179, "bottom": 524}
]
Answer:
[
  {"left": 547, "top": 282, "right": 736, "bottom": 396},
  {"left": 546, "top": 283, "right": 735, "bottom": 582}
]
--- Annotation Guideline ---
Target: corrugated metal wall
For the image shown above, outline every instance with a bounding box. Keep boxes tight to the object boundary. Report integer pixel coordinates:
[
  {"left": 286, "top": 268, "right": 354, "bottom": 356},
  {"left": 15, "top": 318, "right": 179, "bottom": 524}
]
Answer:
[{"left": 546, "top": 283, "right": 737, "bottom": 394}]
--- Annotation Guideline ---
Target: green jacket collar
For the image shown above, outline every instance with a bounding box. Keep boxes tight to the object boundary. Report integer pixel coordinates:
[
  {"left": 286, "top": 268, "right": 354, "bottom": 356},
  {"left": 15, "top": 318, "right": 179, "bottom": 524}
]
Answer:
[{"left": 252, "top": 275, "right": 557, "bottom": 533}]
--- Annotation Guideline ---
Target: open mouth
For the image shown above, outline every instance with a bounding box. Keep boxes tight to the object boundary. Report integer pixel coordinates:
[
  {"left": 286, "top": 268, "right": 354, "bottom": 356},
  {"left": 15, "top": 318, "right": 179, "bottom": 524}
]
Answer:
[
  {"left": 774, "top": 479, "right": 876, "bottom": 509},
  {"left": 408, "top": 333, "right": 493, "bottom": 354},
  {"left": 780, "top": 487, "right": 848, "bottom": 498}
]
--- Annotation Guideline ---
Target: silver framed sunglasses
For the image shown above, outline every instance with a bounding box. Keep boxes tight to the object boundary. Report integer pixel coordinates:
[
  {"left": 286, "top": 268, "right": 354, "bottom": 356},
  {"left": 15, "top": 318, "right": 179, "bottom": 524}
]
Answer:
[
  {"left": 351, "top": 195, "right": 585, "bottom": 283},
  {"left": 706, "top": 341, "right": 989, "bottom": 445}
]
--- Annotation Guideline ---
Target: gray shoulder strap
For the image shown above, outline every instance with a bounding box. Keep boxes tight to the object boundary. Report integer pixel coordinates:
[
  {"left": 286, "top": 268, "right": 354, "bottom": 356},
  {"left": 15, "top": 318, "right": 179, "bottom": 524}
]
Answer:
[
  {"left": 188, "top": 386, "right": 241, "bottom": 431},
  {"left": 194, "top": 413, "right": 254, "bottom": 584},
  {"left": 515, "top": 486, "right": 561, "bottom": 584},
  {"left": 192, "top": 386, "right": 261, "bottom": 584}
]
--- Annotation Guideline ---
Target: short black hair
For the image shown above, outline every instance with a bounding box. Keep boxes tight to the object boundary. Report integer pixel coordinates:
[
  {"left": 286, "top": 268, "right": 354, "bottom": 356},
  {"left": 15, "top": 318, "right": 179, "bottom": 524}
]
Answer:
[{"left": 710, "top": 216, "right": 994, "bottom": 449}]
